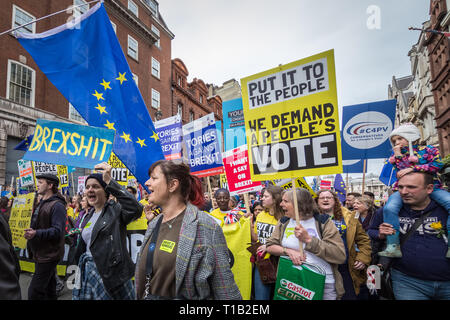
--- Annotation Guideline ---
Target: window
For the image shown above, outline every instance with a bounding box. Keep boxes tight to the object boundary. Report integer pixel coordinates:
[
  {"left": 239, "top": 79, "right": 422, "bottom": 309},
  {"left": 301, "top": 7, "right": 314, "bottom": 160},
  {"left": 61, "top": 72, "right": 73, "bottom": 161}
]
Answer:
[
  {"left": 12, "top": 5, "right": 35, "bottom": 34},
  {"left": 177, "top": 76, "right": 182, "bottom": 86},
  {"left": 132, "top": 73, "right": 138, "bottom": 87},
  {"left": 69, "top": 103, "right": 86, "bottom": 123},
  {"left": 199, "top": 95, "right": 203, "bottom": 104},
  {"left": 151, "top": 57, "right": 160, "bottom": 78},
  {"left": 177, "top": 103, "right": 183, "bottom": 117},
  {"left": 128, "top": 0, "right": 138, "bottom": 17},
  {"left": 127, "top": 35, "right": 138, "bottom": 60},
  {"left": 7, "top": 60, "right": 35, "bottom": 107},
  {"left": 110, "top": 20, "right": 116, "bottom": 33},
  {"left": 189, "top": 110, "right": 194, "bottom": 122},
  {"left": 151, "top": 89, "right": 160, "bottom": 109},
  {"left": 143, "top": 0, "right": 158, "bottom": 15},
  {"left": 151, "top": 24, "right": 160, "bottom": 48}
]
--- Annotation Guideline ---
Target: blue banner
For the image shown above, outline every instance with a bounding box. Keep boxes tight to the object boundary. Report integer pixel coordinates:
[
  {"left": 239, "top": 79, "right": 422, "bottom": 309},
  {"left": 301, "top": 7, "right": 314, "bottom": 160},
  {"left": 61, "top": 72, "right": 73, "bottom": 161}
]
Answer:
[
  {"left": 342, "top": 159, "right": 367, "bottom": 173},
  {"left": 15, "top": 2, "right": 164, "bottom": 188},
  {"left": 154, "top": 114, "right": 183, "bottom": 161},
  {"left": 182, "top": 113, "right": 224, "bottom": 177},
  {"left": 23, "top": 119, "right": 115, "bottom": 169},
  {"left": 222, "top": 98, "right": 246, "bottom": 151},
  {"left": 341, "top": 99, "right": 396, "bottom": 159}
]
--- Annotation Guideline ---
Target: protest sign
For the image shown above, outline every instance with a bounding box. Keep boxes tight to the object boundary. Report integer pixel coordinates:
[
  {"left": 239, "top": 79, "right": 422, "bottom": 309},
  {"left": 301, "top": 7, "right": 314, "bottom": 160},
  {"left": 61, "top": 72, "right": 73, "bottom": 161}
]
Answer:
[
  {"left": 108, "top": 152, "right": 129, "bottom": 186},
  {"left": 220, "top": 173, "right": 228, "bottom": 189},
  {"left": 183, "top": 113, "right": 224, "bottom": 177},
  {"left": 77, "top": 176, "right": 87, "bottom": 195},
  {"left": 32, "top": 161, "right": 68, "bottom": 188},
  {"left": 24, "top": 119, "right": 115, "bottom": 169},
  {"left": 223, "top": 145, "right": 262, "bottom": 194},
  {"left": 273, "top": 177, "right": 317, "bottom": 197},
  {"left": 222, "top": 98, "right": 246, "bottom": 151},
  {"left": 154, "top": 114, "right": 183, "bottom": 160},
  {"left": 241, "top": 50, "right": 342, "bottom": 181},
  {"left": 18, "top": 159, "right": 34, "bottom": 187},
  {"left": 8, "top": 193, "right": 35, "bottom": 249},
  {"left": 341, "top": 99, "right": 396, "bottom": 159},
  {"left": 57, "top": 165, "right": 69, "bottom": 189}
]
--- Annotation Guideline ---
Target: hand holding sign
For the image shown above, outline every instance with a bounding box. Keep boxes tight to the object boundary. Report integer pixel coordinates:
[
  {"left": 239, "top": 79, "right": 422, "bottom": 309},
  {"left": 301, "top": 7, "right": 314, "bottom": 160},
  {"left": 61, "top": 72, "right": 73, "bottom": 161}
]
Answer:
[{"left": 94, "top": 162, "right": 112, "bottom": 185}]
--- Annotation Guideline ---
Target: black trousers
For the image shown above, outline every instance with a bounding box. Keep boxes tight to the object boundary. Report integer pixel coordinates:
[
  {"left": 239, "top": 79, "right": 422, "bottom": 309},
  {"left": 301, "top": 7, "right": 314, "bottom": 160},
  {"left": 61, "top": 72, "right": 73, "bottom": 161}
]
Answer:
[{"left": 28, "top": 261, "right": 59, "bottom": 300}]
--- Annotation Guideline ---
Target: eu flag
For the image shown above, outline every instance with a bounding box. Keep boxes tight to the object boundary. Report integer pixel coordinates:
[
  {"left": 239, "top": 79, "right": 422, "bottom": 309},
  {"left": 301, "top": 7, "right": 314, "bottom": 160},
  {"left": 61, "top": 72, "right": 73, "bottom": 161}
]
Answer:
[
  {"left": 14, "top": 134, "right": 34, "bottom": 151},
  {"left": 333, "top": 173, "right": 346, "bottom": 204},
  {"left": 379, "top": 159, "right": 397, "bottom": 186},
  {"left": 15, "top": 2, "right": 164, "bottom": 188}
]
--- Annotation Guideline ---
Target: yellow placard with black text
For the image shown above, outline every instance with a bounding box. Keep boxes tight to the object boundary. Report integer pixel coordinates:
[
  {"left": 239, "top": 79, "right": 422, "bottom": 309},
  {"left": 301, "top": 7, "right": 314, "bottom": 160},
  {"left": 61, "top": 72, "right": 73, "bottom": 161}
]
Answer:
[{"left": 241, "top": 49, "right": 342, "bottom": 181}]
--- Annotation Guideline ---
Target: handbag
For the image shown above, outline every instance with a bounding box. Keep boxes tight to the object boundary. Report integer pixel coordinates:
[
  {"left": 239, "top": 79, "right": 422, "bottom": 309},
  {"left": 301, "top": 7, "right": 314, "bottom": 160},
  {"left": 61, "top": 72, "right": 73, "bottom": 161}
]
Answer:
[
  {"left": 377, "top": 209, "right": 433, "bottom": 299},
  {"left": 247, "top": 242, "right": 278, "bottom": 285}
]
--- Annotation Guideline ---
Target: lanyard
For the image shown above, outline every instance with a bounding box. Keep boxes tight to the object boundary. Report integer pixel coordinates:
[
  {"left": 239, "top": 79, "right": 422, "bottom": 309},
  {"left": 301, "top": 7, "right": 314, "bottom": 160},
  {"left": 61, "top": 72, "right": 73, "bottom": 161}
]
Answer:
[{"left": 146, "top": 216, "right": 163, "bottom": 276}]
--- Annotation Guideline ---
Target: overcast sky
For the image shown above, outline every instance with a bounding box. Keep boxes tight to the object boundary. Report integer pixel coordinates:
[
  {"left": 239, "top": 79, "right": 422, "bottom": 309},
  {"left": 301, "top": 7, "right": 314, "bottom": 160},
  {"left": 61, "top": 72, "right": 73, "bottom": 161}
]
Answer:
[{"left": 159, "top": 0, "right": 431, "bottom": 176}]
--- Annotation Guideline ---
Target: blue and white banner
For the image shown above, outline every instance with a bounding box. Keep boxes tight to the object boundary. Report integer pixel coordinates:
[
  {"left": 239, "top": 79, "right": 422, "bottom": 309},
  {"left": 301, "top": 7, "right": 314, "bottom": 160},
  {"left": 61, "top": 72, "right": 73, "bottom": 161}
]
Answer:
[
  {"left": 154, "top": 114, "right": 183, "bottom": 160},
  {"left": 222, "top": 98, "right": 246, "bottom": 151},
  {"left": 341, "top": 99, "right": 396, "bottom": 159}
]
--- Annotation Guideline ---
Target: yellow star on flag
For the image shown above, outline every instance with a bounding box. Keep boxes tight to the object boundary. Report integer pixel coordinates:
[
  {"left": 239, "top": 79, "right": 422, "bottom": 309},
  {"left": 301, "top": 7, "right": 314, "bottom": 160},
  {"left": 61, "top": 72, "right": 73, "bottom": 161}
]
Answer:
[
  {"left": 92, "top": 90, "right": 105, "bottom": 101},
  {"left": 100, "top": 79, "right": 111, "bottom": 90},
  {"left": 120, "top": 132, "right": 131, "bottom": 143},
  {"left": 95, "top": 103, "right": 108, "bottom": 115},
  {"left": 104, "top": 119, "right": 115, "bottom": 130},
  {"left": 136, "top": 138, "right": 147, "bottom": 148},
  {"left": 150, "top": 131, "right": 159, "bottom": 142},
  {"left": 116, "top": 72, "right": 127, "bottom": 85}
]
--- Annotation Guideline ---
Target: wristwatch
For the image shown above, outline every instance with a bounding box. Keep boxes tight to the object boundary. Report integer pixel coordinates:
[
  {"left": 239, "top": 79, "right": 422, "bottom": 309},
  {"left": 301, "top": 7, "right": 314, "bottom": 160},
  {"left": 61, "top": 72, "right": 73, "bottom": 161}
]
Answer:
[{"left": 283, "top": 247, "right": 287, "bottom": 255}]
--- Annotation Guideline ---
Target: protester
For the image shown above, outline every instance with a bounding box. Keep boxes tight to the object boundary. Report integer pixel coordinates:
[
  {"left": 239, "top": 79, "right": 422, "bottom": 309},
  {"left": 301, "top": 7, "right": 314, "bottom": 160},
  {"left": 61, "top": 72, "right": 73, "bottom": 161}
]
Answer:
[
  {"left": 266, "top": 188, "right": 346, "bottom": 300},
  {"left": 0, "top": 196, "right": 11, "bottom": 222},
  {"left": 368, "top": 171, "right": 450, "bottom": 300},
  {"left": 379, "top": 122, "right": 450, "bottom": 258},
  {"left": 71, "top": 162, "right": 142, "bottom": 300},
  {"left": 209, "top": 189, "right": 245, "bottom": 225},
  {"left": 24, "top": 173, "right": 66, "bottom": 300},
  {"left": 126, "top": 186, "right": 138, "bottom": 199},
  {"left": 316, "top": 189, "right": 372, "bottom": 299},
  {"left": 345, "top": 192, "right": 361, "bottom": 210},
  {"left": 251, "top": 201, "right": 264, "bottom": 220},
  {"left": 352, "top": 195, "right": 377, "bottom": 232},
  {"left": 199, "top": 192, "right": 212, "bottom": 212},
  {"left": 363, "top": 191, "right": 380, "bottom": 210},
  {"left": 0, "top": 214, "right": 21, "bottom": 299},
  {"left": 135, "top": 160, "right": 241, "bottom": 299}
]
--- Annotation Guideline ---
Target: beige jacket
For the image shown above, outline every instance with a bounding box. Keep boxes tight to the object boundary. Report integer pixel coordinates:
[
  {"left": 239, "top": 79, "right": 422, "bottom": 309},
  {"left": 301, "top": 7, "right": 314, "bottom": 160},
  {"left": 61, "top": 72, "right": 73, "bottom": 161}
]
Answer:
[{"left": 266, "top": 215, "right": 347, "bottom": 299}]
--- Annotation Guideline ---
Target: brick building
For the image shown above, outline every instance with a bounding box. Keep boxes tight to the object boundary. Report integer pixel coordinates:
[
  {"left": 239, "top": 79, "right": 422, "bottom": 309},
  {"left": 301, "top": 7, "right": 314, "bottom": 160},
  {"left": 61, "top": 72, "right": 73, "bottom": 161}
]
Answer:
[
  {"left": 0, "top": 0, "right": 173, "bottom": 186},
  {"left": 425, "top": 0, "right": 450, "bottom": 156}
]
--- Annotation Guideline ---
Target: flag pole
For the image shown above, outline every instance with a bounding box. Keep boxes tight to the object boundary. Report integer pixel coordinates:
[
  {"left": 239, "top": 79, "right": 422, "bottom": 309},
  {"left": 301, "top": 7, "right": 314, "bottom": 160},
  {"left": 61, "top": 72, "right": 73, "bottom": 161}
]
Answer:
[
  {"left": 0, "top": 0, "right": 101, "bottom": 37},
  {"left": 362, "top": 159, "right": 367, "bottom": 194},
  {"left": 291, "top": 178, "right": 304, "bottom": 257}
]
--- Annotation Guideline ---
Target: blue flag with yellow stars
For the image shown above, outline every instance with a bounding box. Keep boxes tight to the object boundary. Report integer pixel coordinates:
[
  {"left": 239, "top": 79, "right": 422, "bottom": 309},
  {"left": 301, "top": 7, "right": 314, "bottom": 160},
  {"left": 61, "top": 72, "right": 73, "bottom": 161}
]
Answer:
[
  {"left": 15, "top": 2, "right": 164, "bottom": 187},
  {"left": 379, "top": 158, "right": 397, "bottom": 186},
  {"left": 333, "top": 173, "right": 346, "bottom": 204},
  {"left": 14, "top": 134, "right": 34, "bottom": 151}
]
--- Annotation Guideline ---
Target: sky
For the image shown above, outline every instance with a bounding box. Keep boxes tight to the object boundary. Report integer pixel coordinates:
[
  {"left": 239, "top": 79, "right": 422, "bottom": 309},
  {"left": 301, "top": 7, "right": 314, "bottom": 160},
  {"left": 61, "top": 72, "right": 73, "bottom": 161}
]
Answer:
[{"left": 159, "top": 0, "right": 431, "bottom": 176}]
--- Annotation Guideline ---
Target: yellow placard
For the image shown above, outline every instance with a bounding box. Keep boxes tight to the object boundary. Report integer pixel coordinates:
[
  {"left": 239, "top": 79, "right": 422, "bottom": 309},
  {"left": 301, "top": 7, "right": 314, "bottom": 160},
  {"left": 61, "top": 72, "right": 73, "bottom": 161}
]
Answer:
[
  {"left": 241, "top": 49, "right": 342, "bottom": 181},
  {"left": 273, "top": 177, "right": 317, "bottom": 198},
  {"left": 8, "top": 193, "right": 35, "bottom": 249}
]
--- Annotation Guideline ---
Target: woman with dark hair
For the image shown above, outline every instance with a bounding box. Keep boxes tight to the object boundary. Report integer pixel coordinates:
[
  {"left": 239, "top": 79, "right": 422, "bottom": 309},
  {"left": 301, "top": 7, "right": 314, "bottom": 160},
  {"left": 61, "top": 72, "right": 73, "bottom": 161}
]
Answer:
[
  {"left": 266, "top": 188, "right": 346, "bottom": 300},
  {"left": 249, "top": 185, "right": 284, "bottom": 300},
  {"left": 316, "top": 189, "right": 372, "bottom": 300},
  {"left": 71, "top": 162, "right": 142, "bottom": 300},
  {"left": 0, "top": 196, "right": 11, "bottom": 222},
  {"left": 134, "top": 160, "right": 241, "bottom": 300}
]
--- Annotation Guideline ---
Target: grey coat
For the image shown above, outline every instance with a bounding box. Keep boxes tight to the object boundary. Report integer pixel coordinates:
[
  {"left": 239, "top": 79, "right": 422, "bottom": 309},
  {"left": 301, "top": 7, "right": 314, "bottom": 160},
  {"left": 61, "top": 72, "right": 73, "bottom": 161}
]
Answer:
[{"left": 135, "top": 202, "right": 242, "bottom": 300}]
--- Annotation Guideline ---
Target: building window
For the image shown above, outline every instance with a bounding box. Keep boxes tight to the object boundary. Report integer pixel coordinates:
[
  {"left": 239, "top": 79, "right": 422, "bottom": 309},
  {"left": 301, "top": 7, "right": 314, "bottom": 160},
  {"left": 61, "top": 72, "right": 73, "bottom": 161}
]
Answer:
[
  {"left": 132, "top": 73, "right": 138, "bottom": 87},
  {"left": 7, "top": 60, "right": 35, "bottom": 107},
  {"left": 189, "top": 110, "right": 194, "bottom": 122},
  {"left": 177, "top": 76, "right": 182, "bottom": 86},
  {"left": 128, "top": 0, "right": 138, "bottom": 17},
  {"left": 199, "top": 95, "right": 203, "bottom": 104},
  {"left": 73, "top": 0, "right": 88, "bottom": 17},
  {"left": 177, "top": 103, "right": 183, "bottom": 117},
  {"left": 69, "top": 103, "right": 86, "bottom": 123},
  {"left": 151, "top": 57, "right": 160, "bottom": 79},
  {"left": 151, "top": 24, "right": 160, "bottom": 48},
  {"left": 143, "top": 0, "right": 158, "bottom": 15},
  {"left": 12, "top": 5, "right": 36, "bottom": 34},
  {"left": 127, "top": 35, "right": 138, "bottom": 60},
  {"left": 110, "top": 20, "right": 116, "bottom": 33},
  {"left": 151, "top": 88, "right": 160, "bottom": 109}
]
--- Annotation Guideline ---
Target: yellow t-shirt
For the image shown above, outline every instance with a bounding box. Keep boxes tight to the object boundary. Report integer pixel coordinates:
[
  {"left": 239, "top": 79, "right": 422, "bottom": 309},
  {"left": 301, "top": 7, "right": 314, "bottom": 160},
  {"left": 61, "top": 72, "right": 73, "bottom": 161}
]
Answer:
[
  {"left": 208, "top": 208, "right": 244, "bottom": 227},
  {"left": 254, "top": 210, "right": 278, "bottom": 244}
]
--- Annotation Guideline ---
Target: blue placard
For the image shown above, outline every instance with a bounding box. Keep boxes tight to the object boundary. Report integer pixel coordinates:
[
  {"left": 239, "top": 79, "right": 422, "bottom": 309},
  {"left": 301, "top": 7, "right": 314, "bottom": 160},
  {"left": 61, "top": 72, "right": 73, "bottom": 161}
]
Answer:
[
  {"left": 182, "top": 113, "right": 224, "bottom": 177},
  {"left": 23, "top": 119, "right": 115, "bottom": 169},
  {"left": 341, "top": 99, "right": 396, "bottom": 159},
  {"left": 154, "top": 114, "right": 183, "bottom": 160},
  {"left": 222, "top": 98, "right": 246, "bottom": 151}
]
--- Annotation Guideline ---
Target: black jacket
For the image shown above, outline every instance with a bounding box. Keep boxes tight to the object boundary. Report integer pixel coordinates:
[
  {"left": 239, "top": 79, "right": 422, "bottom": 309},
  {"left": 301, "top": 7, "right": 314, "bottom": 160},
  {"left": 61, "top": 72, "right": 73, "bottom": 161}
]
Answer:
[
  {"left": 72, "top": 179, "right": 142, "bottom": 294},
  {"left": 0, "top": 214, "right": 21, "bottom": 299}
]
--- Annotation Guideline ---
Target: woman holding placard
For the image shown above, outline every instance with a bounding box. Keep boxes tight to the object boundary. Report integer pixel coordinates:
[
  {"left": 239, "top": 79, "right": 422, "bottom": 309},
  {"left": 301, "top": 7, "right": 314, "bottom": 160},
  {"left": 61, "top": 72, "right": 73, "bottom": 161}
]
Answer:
[{"left": 266, "top": 188, "right": 346, "bottom": 300}]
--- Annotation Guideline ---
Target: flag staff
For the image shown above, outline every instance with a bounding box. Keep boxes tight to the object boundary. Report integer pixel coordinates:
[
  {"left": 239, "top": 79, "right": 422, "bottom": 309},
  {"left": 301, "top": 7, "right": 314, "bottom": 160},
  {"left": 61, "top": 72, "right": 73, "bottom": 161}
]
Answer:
[
  {"left": 361, "top": 159, "right": 367, "bottom": 194},
  {"left": 0, "top": 0, "right": 101, "bottom": 37}
]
